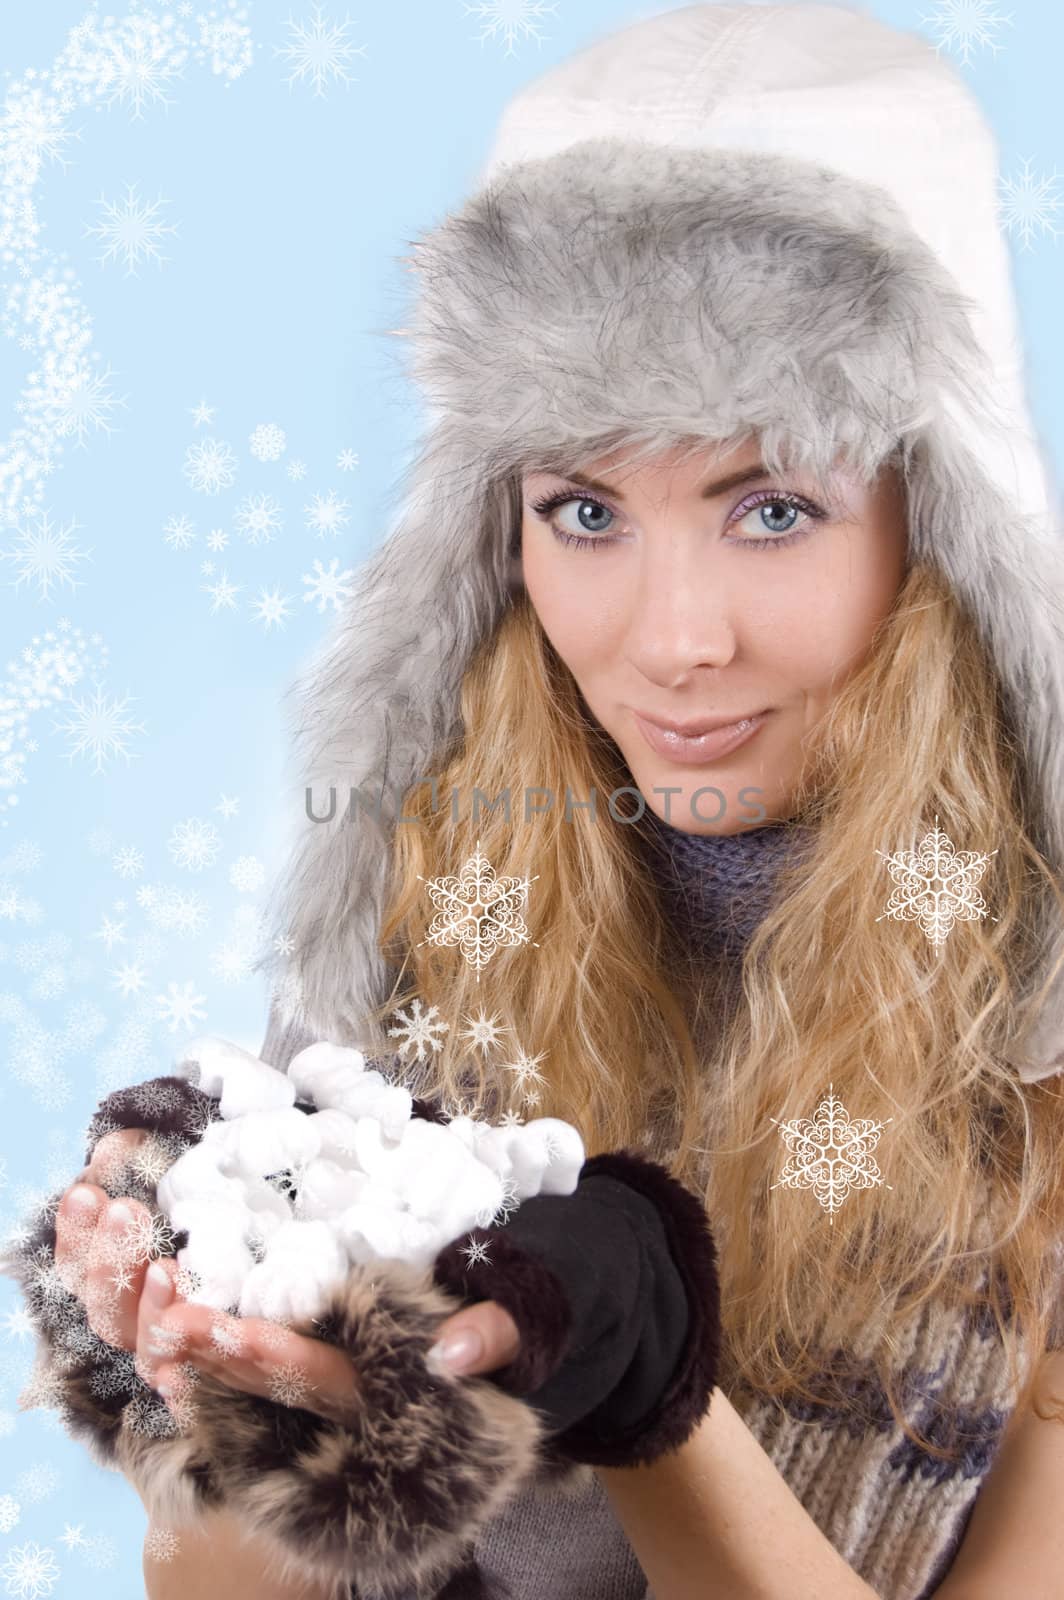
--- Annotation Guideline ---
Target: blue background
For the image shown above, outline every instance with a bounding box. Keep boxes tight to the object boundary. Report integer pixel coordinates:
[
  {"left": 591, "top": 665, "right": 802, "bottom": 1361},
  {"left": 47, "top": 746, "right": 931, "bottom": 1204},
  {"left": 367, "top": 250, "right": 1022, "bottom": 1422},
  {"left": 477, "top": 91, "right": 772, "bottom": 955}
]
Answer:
[{"left": 0, "top": 0, "right": 1060, "bottom": 1591}]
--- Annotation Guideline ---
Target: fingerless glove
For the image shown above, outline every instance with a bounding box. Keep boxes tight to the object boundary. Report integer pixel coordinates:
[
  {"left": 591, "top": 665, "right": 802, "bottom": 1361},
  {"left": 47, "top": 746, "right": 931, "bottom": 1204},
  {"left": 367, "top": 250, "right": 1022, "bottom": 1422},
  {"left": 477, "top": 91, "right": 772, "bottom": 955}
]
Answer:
[{"left": 432, "top": 1148, "right": 721, "bottom": 1469}]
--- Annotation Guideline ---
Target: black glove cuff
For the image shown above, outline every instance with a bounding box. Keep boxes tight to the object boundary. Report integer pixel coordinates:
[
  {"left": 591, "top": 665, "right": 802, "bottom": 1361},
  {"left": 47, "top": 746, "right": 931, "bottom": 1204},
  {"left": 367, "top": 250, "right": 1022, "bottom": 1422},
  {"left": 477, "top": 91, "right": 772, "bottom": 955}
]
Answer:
[{"left": 551, "top": 1150, "right": 721, "bottom": 1467}]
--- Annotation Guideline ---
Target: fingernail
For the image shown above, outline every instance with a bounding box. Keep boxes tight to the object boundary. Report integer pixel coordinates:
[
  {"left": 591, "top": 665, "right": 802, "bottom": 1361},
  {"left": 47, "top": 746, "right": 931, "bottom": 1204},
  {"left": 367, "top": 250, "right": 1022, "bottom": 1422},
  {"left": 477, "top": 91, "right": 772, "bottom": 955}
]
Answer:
[
  {"left": 426, "top": 1328, "right": 483, "bottom": 1375},
  {"left": 146, "top": 1262, "right": 173, "bottom": 1303},
  {"left": 148, "top": 1319, "right": 186, "bottom": 1357},
  {"left": 108, "top": 1201, "right": 134, "bottom": 1226},
  {"left": 67, "top": 1186, "right": 98, "bottom": 1214}
]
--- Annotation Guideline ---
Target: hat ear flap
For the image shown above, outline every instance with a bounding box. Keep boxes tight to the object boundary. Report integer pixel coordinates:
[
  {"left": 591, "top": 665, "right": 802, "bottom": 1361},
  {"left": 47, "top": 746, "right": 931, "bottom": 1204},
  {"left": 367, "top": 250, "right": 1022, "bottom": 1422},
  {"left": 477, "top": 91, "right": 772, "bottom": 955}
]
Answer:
[
  {"left": 901, "top": 425, "right": 1064, "bottom": 1082},
  {"left": 252, "top": 425, "right": 519, "bottom": 1044}
]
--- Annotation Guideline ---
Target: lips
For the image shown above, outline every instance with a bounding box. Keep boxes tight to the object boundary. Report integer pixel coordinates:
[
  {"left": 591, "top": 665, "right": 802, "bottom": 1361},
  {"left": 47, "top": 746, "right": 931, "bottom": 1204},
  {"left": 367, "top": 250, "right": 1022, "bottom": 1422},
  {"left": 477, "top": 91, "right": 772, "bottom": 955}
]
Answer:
[
  {"left": 632, "top": 708, "right": 771, "bottom": 766},
  {"left": 636, "top": 709, "right": 768, "bottom": 738}
]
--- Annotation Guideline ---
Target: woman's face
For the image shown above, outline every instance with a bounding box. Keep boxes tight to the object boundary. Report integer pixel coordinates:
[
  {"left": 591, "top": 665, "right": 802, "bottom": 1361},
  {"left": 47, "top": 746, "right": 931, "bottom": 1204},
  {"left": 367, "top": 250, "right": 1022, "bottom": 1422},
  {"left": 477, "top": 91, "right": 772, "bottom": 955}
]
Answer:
[{"left": 520, "top": 438, "right": 909, "bottom": 834}]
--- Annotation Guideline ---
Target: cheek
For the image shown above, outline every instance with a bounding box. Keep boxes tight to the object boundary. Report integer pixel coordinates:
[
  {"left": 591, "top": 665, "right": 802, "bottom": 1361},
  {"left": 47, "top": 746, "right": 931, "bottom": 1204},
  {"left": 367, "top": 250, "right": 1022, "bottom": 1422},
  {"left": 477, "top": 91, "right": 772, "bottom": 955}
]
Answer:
[
  {"left": 754, "top": 541, "right": 903, "bottom": 686},
  {"left": 825, "top": 536, "right": 906, "bottom": 663},
  {"left": 521, "top": 527, "right": 618, "bottom": 665},
  {"left": 736, "top": 547, "right": 902, "bottom": 691}
]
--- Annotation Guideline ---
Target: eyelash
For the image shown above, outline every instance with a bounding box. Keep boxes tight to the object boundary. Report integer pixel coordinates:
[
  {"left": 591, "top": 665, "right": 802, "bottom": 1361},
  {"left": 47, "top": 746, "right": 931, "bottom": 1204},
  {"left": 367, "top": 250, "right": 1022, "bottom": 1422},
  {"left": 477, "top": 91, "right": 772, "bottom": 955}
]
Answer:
[{"left": 528, "top": 486, "right": 828, "bottom": 552}]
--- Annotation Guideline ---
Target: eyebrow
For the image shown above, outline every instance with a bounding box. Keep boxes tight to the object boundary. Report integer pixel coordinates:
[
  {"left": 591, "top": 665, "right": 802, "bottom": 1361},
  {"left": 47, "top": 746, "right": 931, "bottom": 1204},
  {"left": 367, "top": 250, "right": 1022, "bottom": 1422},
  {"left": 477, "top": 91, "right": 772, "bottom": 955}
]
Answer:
[{"left": 532, "top": 462, "right": 778, "bottom": 501}]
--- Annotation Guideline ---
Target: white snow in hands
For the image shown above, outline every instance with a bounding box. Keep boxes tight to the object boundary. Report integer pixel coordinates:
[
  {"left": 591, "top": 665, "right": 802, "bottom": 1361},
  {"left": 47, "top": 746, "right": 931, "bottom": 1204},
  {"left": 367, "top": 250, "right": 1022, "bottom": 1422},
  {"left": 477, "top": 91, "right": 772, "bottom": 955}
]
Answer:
[{"left": 159, "top": 1035, "right": 586, "bottom": 1325}]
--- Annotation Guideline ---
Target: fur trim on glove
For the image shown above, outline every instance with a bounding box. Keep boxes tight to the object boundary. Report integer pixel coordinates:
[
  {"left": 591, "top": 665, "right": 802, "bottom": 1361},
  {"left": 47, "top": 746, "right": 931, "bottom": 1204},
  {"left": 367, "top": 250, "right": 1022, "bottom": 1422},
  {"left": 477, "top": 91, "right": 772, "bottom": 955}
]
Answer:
[
  {"left": 81, "top": 1074, "right": 220, "bottom": 1168},
  {"left": 2, "top": 1077, "right": 216, "bottom": 1476},
  {"left": 114, "top": 1259, "right": 548, "bottom": 1599},
  {"left": 549, "top": 1149, "right": 721, "bottom": 1467}
]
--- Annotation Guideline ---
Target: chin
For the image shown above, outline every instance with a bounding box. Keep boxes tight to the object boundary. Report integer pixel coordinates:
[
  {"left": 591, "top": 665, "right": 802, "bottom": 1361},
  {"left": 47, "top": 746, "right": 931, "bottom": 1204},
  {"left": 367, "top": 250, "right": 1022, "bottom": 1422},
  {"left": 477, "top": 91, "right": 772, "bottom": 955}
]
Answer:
[{"left": 620, "top": 758, "right": 778, "bottom": 831}]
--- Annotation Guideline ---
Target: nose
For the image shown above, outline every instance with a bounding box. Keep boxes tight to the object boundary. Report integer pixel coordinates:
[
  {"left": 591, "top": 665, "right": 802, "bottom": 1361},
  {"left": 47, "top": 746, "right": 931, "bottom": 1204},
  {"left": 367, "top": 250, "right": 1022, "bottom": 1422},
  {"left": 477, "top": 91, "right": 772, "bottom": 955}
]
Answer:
[{"left": 622, "top": 539, "right": 739, "bottom": 683}]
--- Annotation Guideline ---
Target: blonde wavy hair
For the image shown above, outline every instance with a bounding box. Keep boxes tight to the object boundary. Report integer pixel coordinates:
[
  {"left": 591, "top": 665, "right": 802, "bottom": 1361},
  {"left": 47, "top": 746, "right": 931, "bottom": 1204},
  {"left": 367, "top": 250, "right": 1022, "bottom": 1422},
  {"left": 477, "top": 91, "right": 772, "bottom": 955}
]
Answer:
[{"left": 353, "top": 496, "right": 1064, "bottom": 1463}]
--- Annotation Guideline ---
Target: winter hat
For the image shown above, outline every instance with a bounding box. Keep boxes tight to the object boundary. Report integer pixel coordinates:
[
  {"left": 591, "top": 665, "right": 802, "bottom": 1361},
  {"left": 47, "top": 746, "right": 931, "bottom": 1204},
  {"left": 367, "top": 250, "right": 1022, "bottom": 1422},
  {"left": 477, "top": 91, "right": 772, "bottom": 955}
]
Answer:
[{"left": 259, "top": 1, "right": 1064, "bottom": 1083}]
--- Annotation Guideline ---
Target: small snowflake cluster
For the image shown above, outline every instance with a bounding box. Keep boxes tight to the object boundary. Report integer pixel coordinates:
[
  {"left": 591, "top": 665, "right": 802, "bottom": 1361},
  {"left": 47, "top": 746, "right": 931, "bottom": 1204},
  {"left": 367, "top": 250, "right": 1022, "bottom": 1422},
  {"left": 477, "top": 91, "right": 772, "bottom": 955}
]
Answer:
[{"left": 387, "top": 998, "right": 552, "bottom": 1120}]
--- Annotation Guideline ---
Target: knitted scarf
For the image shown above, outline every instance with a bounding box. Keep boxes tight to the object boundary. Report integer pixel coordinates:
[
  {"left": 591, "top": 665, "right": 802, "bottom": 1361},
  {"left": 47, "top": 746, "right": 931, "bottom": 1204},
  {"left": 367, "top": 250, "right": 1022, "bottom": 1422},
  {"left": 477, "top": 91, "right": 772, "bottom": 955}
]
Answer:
[{"left": 636, "top": 807, "right": 817, "bottom": 958}]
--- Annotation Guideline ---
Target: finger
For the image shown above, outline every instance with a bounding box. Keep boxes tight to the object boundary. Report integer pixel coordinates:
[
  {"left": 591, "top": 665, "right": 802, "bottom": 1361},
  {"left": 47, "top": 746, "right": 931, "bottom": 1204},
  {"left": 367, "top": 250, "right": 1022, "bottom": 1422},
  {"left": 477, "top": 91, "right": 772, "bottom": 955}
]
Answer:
[
  {"left": 427, "top": 1300, "right": 523, "bottom": 1378},
  {"left": 85, "top": 1196, "right": 154, "bottom": 1351},
  {"left": 55, "top": 1126, "right": 154, "bottom": 1283},
  {"left": 249, "top": 1325, "right": 360, "bottom": 1423},
  {"left": 54, "top": 1181, "right": 106, "bottom": 1282},
  {"left": 86, "top": 1128, "right": 152, "bottom": 1190},
  {"left": 134, "top": 1253, "right": 184, "bottom": 1391},
  {"left": 146, "top": 1315, "right": 263, "bottom": 1420},
  {"left": 172, "top": 1340, "right": 329, "bottom": 1417},
  {"left": 199, "top": 1308, "right": 343, "bottom": 1417},
  {"left": 150, "top": 1357, "right": 203, "bottom": 1432},
  {"left": 150, "top": 1304, "right": 362, "bottom": 1424}
]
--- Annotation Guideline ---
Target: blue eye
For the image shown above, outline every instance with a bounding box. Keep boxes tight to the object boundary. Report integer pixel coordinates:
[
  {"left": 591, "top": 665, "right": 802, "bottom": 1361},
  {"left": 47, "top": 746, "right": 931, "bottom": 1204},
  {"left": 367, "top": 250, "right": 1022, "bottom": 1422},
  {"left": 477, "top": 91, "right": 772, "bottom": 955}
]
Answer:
[
  {"left": 528, "top": 486, "right": 828, "bottom": 552},
  {"left": 529, "top": 491, "right": 618, "bottom": 550},
  {"left": 730, "top": 490, "right": 827, "bottom": 550}
]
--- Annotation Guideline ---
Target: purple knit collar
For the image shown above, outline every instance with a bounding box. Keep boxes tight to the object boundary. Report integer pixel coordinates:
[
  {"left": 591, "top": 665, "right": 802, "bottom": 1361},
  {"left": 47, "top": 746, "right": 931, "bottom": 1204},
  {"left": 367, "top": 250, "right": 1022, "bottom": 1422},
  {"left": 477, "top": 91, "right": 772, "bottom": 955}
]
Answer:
[{"left": 637, "top": 808, "right": 816, "bottom": 957}]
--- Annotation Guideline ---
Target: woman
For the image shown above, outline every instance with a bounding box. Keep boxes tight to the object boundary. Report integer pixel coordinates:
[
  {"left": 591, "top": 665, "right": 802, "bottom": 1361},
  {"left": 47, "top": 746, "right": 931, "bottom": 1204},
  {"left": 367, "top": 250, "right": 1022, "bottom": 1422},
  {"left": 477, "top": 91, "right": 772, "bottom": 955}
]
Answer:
[{"left": 11, "top": 4, "right": 1064, "bottom": 1599}]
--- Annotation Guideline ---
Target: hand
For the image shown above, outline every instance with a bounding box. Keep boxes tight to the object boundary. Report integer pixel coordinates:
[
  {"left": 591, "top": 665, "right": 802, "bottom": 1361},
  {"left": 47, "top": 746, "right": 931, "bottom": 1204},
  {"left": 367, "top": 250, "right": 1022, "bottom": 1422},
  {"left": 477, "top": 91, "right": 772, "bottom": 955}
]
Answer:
[
  {"left": 139, "top": 1282, "right": 524, "bottom": 1428},
  {"left": 53, "top": 1126, "right": 165, "bottom": 1351}
]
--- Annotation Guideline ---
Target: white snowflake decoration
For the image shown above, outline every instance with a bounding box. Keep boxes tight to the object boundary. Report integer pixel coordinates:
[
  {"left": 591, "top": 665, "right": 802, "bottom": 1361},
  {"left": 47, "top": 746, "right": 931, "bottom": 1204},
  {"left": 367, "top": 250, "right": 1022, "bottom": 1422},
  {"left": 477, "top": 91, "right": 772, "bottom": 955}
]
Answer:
[
  {"left": 249, "top": 585, "right": 294, "bottom": 630},
  {"left": 502, "top": 1047, "right": 549, "bottom": 1109},
  {"left": 249, "top": 422, "right": 286, "bottom": 462},
  {"left": 51, "top": 679, "right": 146, "bottom": 776},
  {"left": 418, "top": 838, "right": 538, "bottom": 977},
  {"left": 182, "top": 436, "right": 240, "bottom": 496},
  {"left": 267, "top": 1360, "right": 315, "bottom": 1409},
  {"left": 144, "top": 1525, "right": 182, "bottom": 1564},
  {"left": 876, "top": 815, "right": 996, "bottom": 951},
  {"left": 459, "top": 1235, "right": 492, "bottom": 1269},
  {"left": 154, "top": 979, "right": 207, "bottom": 1033},
  {"left": 204, "top": 571, "right": 242, "bottom": 612},
  {"left": 997, "top": 155, "right": 1063, "bottom": 253},
  {"left": 233, "top": 492, "right": 284, "bottom": 546},
  {"left": 302, "top": 556, "right": 356, "bottom": 613},
  {"left": 0, "top": 510, "right": 93, "bottom": 602},
  {"left": 387, "top": 998, "right": 450, "bottom": 1064},
  {"left": 462, "top": 0, "right": 559, "bottom": 59},
  {"left": 0, "top": 1539, "right": 61, "bottom": 1597},
  {"left": 303, "top": 489, "right": 351, "bottom": 539},
  {"left": 770, "top": 1083, "right": 893, "bottom": 1223},
  {"left": 273, "top": 4, "right": 368, "bottom": 99},
  {"left": 168, "top": 818, "right": 222, "bottom": 873},
  {"left": 917, "top": 0, "right": 1013, "bottom": 67},
  {"left": 82, "top": 180, "right": 179, "bottom": 278},
  {"left": 457, "top": 1009, "right": 512, "bottom": 1055}
]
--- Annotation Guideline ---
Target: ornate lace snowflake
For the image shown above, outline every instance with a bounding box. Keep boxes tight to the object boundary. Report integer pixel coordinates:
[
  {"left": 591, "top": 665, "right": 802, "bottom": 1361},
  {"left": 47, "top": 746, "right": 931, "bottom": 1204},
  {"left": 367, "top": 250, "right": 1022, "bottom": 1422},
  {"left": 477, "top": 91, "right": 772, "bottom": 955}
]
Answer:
[
  {"left": 770, "top": 1083, "right": 893, "bottom": 1223},
  {"left": 418, "top": 839, "right": 538, "bottom": 976},
  {"left": 876, "top": 815, "right": 996, "bottom": 950}
]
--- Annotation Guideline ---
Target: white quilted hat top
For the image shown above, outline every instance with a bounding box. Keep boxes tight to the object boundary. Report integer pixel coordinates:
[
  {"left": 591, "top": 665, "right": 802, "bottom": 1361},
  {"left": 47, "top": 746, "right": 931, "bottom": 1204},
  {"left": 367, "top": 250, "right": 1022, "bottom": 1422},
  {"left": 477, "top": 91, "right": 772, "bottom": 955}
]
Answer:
[{"left": 478, "top": 1, "right": 1057, "bottom": 543}]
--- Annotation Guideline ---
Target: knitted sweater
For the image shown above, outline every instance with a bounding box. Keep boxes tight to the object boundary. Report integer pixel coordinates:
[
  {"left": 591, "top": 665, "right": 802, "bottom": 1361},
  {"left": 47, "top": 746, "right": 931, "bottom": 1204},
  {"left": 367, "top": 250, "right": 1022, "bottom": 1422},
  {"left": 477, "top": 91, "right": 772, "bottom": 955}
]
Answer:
[{"left": 260, "top": 816, "right": 1047, "bottom": 1600}]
